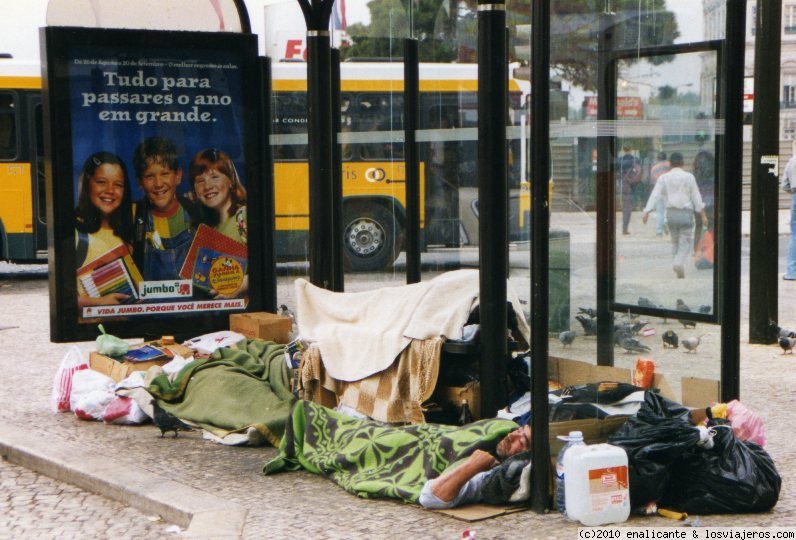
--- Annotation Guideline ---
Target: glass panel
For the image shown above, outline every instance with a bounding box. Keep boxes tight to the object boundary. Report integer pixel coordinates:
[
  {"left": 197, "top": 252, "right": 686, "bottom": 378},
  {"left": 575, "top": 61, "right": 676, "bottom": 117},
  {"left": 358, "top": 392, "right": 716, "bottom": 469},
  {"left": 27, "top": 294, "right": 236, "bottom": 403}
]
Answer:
[
  {"left": 46, "top": 0, "right": 243, "bottom": 32},
  {"left": 614, "top": 49, "right": 718, "bottom": 313},
  {"left": 546, "top": 1, "right": 724, "bottom": 429},
  {"left": 0, "top": 93, "right": 17, "bottom": 160}
]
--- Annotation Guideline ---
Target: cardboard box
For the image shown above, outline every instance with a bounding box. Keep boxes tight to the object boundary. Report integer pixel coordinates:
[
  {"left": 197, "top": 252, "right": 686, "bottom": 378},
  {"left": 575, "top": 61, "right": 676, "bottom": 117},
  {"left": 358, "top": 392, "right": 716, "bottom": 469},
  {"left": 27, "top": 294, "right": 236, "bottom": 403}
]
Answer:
[
  {"left": 229, "top": 312, "right": 292, "bottom": 343},
  {"left": 432, "top": 381, "right": 481, "bottom": 421},
  {"left": 681, "top": 377, "right": 721, "bottom": 408},
  {"left": 547, "top": 356, "right": 720, "bottom": 453},
  {"left": 143, "top": 340, "right": 194, "bottom": 358},
  {"left": 89, "top": 351, "right": 170, "bottom": 382},
  {"left": 543, "top": 356, "right": 720, "bottom": 505}
]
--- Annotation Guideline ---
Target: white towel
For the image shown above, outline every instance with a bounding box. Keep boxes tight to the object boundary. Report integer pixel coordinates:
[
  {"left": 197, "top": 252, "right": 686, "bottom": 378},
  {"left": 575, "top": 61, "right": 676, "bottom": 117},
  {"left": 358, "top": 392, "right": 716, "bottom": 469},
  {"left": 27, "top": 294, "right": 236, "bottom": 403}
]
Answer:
[{"left": 296, "top": 269, "right": 530, "bottom": 382}]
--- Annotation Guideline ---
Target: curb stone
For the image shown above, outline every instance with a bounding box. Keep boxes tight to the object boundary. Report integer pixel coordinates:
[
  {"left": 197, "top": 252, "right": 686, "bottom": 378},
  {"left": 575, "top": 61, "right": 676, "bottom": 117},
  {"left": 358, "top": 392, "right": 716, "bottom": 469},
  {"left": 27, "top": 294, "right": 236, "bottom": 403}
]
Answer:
[{"left": 0, "top": 420, "right": 246, "bottom": 539}]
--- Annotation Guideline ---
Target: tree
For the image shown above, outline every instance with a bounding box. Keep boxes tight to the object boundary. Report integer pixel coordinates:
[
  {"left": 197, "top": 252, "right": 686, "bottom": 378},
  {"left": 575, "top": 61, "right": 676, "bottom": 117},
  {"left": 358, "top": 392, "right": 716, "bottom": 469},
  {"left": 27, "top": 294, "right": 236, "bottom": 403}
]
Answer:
[
  {"left": 551, "top": 1, "right": 680, "bottom": 91},
  {"left": 341, "top": 0, "right": 680, "bottom": 92},
  {"left": 341, "top": 0, "right": 459, "bottom": 61}
]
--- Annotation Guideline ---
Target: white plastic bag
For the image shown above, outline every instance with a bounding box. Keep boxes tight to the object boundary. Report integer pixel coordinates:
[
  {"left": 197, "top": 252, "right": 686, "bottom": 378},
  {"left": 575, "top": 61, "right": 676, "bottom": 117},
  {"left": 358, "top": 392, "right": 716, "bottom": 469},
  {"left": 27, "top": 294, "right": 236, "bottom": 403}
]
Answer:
[
  {"left": 69, "top": 369, "right": 114, "bottom": 417},
  {"left": 74, "top": 389, "right": 115, "bottom": 421},
  {"left": 51, "top": 346, "right": 89, "bottom": 413},
  {"left": 103, "top": 396, "right": 148, "bottom": 425}
]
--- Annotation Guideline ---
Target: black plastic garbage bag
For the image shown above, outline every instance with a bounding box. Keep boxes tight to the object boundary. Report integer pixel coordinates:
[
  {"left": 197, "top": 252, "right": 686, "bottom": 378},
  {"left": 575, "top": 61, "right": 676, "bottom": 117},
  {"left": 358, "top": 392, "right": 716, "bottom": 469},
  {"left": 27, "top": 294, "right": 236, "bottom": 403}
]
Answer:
[
  {"left": 662, "top": 425, "right": 781, "bottom": 514},
  {"left": 608, "top": 392, "right": 703, "bottom": 509}
]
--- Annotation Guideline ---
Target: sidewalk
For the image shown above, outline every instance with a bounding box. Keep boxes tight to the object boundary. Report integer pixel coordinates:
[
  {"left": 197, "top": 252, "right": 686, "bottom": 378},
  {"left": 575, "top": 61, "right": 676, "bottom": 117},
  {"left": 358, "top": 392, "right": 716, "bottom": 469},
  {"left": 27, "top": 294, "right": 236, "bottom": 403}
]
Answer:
[{"left": 2, "top": 238, "right": 796, "bottom": 538}]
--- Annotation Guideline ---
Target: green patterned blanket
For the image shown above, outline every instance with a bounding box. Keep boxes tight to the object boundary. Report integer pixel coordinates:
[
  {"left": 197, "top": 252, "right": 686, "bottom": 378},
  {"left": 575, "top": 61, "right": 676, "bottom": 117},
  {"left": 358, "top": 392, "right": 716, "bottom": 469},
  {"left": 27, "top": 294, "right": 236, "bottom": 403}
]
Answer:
[{"left": 263, "top": 400, "right": 517, "bottom": 502}]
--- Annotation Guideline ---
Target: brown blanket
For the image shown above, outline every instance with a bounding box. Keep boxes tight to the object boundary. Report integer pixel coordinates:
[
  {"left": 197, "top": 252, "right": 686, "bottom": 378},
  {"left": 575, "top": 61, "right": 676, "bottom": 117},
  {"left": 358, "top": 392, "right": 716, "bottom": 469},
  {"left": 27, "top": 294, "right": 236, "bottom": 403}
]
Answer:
[{"left": 299, "top": 338, "right": 442, "bottom": 424}]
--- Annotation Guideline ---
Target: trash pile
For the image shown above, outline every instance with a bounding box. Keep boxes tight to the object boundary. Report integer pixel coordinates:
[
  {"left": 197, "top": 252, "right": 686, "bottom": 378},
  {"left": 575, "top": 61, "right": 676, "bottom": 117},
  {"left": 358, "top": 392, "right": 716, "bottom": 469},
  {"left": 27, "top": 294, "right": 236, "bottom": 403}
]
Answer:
[
  {"left": 47, "top": 270, "right": 782, "bottom": 521},
  {"left": 52, "top": 318, "right": 297, "bottom": 446}
]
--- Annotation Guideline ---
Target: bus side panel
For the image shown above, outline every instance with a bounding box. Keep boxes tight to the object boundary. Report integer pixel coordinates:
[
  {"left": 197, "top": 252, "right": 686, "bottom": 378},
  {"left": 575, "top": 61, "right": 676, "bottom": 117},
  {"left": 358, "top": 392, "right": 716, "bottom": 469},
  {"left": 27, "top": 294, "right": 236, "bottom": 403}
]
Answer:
[
  {"left": 272, "top": 161, "right": 425, "bottom": 261},
  {"left": 0, "top": 162, "right": 34, "bottom": 259}
]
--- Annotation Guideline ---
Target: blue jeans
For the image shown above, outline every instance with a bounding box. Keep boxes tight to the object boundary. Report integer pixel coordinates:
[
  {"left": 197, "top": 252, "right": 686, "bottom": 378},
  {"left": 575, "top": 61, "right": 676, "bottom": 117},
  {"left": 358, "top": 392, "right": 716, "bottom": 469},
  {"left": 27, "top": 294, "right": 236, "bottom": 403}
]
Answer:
[{"left": 787, "top": 194, "right": 796, "bottom": 278}]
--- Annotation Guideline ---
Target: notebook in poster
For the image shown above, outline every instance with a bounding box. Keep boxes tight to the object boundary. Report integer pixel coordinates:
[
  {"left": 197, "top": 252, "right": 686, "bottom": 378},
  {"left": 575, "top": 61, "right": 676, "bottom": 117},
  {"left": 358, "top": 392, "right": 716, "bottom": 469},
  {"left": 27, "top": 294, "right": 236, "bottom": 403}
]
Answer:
[
  {"left": 180, "top": 224, "right": 248, "bottom": 295},
  {"left": 77, "top": 244, "right": 141, "bottom": 301}
]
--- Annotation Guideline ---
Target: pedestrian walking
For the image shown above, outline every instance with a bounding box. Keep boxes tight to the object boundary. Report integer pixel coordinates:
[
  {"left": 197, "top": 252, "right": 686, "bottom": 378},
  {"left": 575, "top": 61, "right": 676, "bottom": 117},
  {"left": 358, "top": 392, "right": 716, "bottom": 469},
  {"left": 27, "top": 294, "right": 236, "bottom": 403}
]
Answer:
[
  {"left": 642, "top": 152, "right": 707, "bottom": 279},
  {"left": 781, "top": 151, "right": 796, "bottom": 280},
  {"left": 619, "top": 146, "right": 643, "bottom": 235},
  {"left": 649, "top": 152, "right": 670, "bottom": 236}
]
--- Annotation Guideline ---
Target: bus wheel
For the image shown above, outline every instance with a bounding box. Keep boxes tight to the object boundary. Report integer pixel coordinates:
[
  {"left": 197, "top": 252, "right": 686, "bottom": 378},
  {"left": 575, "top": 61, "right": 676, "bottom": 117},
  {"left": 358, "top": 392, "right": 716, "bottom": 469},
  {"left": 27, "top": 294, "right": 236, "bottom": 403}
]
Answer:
[{"left": 343, "top": 202, "right": 401, "bottom": 272}]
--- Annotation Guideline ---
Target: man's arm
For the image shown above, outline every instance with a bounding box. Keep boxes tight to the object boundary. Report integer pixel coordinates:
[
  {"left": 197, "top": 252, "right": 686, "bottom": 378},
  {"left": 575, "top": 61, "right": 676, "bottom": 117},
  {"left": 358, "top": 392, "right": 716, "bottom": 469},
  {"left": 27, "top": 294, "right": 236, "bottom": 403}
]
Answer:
[{"left": 429, "top": 450, "right": 497, "bottom": 503}]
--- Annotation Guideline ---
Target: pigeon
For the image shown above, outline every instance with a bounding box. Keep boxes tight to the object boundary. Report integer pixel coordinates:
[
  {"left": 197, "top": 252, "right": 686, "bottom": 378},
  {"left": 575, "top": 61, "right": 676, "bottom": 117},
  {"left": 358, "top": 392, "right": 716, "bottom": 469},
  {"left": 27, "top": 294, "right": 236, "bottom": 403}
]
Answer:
[
  {"left": 630, "top": 320, "right": 649, "bottom": 334},
  {"left": 676, "top": 299, "right": 696, "bottom": 329},
  {"left": 662, "top": 330, "right": 679, "bottom": 349},
  {"left": 779, "top": 336, "right": 796, "bottom": 354},
  {"left": 682, "top": 335, "right": 705, "bottom": 354},
  {"left": 771, "top": 322, "right": 796, "bottom": 339},
  {"left": 575, "top": 315, "right": 597, "bottom": 336},
  {"left": 279, "top": 304, "right": 296, "bottom": 323},
  {"left": 577, "top": 307, "right": 597, "bottom": 319},
  {"left": 616, "top": 334, "right": 652, "bottom": 354},
  {"left": 638, "top": 297, "right": 667, "bottom": 322},
  {"left": 697, "top": 305, "right": 712, "bottom": 314},
  {"left": 637, "top": 297, "right": 657, "bottom": 309},
  {"left": 152, "top": 402, "right": 194, "bottom": 438},
  {"left": 558, "top": 330, "right": 576, "bottom": 347}
]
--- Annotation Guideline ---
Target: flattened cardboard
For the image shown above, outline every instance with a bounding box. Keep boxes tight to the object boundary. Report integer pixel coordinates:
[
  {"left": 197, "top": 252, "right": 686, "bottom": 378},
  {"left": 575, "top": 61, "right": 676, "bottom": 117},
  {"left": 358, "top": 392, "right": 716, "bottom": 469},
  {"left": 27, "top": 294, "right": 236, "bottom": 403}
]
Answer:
[
  {"left": 90, "top": 352, "right": 132, "bottom": 382},
  {"left": 433, "top": 503, "right": 528, "bottom": 521},
  {"left": 89, "top": 351, "right": 169, "bottom": 382},
  {"left": 681, "top": 377, "right": 721, "bottom": 408}
]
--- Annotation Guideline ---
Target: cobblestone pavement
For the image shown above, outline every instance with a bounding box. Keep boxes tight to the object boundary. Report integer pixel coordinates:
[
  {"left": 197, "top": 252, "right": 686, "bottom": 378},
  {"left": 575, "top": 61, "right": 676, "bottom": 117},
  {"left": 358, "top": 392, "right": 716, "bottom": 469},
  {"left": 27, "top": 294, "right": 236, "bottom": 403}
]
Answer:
[
  {"left": 1, "top": 225, "right": 796, "bottom": 539},
  {"left": 0, "top": 458, "right": 178, "bottom": 539}
]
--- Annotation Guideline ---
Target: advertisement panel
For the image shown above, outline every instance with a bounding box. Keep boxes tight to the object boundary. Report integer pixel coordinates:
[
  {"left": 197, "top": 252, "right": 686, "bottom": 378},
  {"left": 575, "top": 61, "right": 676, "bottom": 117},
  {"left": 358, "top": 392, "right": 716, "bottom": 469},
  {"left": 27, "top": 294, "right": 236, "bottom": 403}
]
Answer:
[{"left": 44, "top": 27, "right": 263, "bottom": 341}]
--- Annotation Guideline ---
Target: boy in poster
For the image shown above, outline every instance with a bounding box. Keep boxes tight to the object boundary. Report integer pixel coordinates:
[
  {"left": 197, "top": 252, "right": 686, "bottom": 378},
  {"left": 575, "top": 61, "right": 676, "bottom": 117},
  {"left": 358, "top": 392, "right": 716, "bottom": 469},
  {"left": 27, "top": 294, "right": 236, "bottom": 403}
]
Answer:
[{"left": 132, "top": 136, "right": 198, "bottom": 282}]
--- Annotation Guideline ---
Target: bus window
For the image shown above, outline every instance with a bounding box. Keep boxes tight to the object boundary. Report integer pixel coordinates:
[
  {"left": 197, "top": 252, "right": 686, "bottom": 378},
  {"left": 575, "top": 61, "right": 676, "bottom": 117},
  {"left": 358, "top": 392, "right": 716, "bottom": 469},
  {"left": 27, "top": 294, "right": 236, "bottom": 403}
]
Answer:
[
  {"left": 273, "top": 92, "right": 308, "bottom": 160},
  {"left": 355, "top": 94, "right": 404, "bottom": 160},
  {"left": 0, "top": 93, "right": 17, "bottom": 160},
  {"left": 34, "top": 103, "right": 47, "bottom": 228},
  {"left": 340, "top": 93, "right": 353, "bottom": 161}
]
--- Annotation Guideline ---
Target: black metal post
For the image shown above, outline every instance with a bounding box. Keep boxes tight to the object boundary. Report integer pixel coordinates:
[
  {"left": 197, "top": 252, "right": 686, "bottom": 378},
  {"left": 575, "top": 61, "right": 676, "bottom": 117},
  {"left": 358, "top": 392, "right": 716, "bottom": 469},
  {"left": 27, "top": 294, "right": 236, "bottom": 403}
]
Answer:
[
  {"left": 720, "top": 0, "right": 746, "bottom": 400},
  {"left": 298, "top": 0, "right": 336, "bottom": 289},
  {"left": 259, "top": 56, "right": 277, "bottom": 311},
  {"left": 749, "top": 0, "right": 781, "bottom": 343},
  {"left": 530, "top": 0, "right": 551, "bottom": 513},
  {"left": 477, "top": 0, "right": 508, "bottom": 418},
  {"left": 404, "top": 38, "right": 421, "bottom": 284},
  {"left": 331, "top": 48, "right": 344, "bottom": 292},
  {"left": 596, "top": 11, "right": 616, "bottom": 366},
  {"left": 231, "top": 0, "right": 252, "bottom": 33}
]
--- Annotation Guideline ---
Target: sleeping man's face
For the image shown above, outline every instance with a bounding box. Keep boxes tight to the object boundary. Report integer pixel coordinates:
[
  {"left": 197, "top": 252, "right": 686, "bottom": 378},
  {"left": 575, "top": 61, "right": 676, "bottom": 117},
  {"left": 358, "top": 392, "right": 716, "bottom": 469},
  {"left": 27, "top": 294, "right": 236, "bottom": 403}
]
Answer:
[{"left": 496, "top": 425, "right": 532, "bottom": 459}]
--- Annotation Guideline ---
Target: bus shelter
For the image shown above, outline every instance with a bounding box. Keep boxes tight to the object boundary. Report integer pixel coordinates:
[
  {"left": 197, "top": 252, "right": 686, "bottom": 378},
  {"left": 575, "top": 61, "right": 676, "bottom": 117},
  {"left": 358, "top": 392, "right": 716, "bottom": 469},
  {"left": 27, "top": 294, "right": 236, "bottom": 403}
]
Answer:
[{"left": 42, "top": 0, "right": 748, "bottom": 513}]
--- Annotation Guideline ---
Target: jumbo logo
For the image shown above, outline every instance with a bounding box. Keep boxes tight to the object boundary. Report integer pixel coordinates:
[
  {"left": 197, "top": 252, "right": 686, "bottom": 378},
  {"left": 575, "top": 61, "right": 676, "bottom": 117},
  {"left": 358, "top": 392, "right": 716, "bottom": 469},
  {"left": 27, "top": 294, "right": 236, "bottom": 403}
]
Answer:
[
  {"left": 139, "top": 279, "right": 193, "bottom": 299},
  {"left": 365, "top": 167, "right": 387, "bottom": 183}
]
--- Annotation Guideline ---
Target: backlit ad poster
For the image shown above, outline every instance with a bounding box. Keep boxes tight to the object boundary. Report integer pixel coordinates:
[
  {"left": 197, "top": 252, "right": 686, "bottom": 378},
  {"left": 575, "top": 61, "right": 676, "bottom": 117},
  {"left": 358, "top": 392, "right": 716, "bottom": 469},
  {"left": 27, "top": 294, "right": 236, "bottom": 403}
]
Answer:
[{"left": 44, "top": 28, "right": 263, "bottom": 341}]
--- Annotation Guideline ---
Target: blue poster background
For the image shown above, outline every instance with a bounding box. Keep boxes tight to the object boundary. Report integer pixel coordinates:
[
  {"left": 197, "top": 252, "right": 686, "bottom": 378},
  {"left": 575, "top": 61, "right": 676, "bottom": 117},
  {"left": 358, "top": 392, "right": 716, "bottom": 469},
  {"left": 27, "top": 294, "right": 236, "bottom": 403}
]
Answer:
[{"left": 68, "top": 44, "right": 247, "bottom": 201}]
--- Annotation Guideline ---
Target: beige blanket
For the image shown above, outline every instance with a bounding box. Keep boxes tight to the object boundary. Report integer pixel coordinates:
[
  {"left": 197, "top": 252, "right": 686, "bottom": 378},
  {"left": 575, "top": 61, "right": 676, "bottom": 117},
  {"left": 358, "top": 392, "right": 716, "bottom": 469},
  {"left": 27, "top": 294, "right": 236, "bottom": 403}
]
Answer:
[
  {"left": 296, "top": 269, "right": 530, "bottom": 382},
  {"left": 299, "top": 338, "right": 442, "bottom": 424}
]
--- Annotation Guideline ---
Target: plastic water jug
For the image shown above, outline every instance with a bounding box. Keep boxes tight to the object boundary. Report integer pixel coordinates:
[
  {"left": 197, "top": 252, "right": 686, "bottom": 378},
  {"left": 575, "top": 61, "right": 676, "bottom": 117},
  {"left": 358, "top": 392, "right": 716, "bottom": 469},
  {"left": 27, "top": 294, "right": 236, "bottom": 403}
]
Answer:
[{"left": 562, "top": 443, "right": 630, "bottom": 526}]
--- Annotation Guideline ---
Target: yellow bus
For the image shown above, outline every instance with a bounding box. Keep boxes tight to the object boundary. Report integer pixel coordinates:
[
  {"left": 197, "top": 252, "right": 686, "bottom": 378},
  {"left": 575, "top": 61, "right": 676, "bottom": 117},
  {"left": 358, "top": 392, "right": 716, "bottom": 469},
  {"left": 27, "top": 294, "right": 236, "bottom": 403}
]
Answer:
[
  {"left": 0, "top": 59, "right": 530, "bottom": 270},
  {"left": 270, "top": 61, "right": 530, "bottom": 271},
  {"left": 0, "top": 60, "right": 46, "bottom": 263}
]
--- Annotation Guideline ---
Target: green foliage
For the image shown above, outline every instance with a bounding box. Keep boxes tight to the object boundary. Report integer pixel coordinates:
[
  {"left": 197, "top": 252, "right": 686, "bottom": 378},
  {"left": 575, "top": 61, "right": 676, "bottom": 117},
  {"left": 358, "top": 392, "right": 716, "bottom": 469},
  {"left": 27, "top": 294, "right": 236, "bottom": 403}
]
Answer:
[
  {"left": 551, "top": 0, "right": 680, "bottom": 91},
  {"left": 341, "top": 0, "right": 680, "bottom": 92}
]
